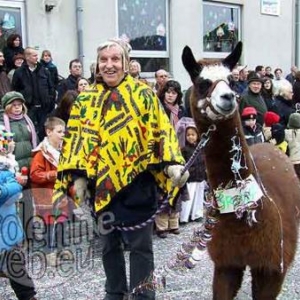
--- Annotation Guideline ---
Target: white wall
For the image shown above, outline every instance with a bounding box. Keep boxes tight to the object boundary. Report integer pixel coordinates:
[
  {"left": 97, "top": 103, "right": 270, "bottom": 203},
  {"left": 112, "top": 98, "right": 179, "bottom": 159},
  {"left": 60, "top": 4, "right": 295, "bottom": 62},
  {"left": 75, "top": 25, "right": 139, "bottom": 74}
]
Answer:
[
  {"left": 22, "top": 0, "right": 295, "bottom": 81},
  {"left": 81, "top": 0, "right": 117, "bottom": 77},
  {"left": 242, "top": 1, "right": 294, "bottom": 75},
  {"left": 25, "top": 0, "right": 77, "bottom": 77},
  {"left": 170, "top": 0, "right": 203, "bottom": 90}
]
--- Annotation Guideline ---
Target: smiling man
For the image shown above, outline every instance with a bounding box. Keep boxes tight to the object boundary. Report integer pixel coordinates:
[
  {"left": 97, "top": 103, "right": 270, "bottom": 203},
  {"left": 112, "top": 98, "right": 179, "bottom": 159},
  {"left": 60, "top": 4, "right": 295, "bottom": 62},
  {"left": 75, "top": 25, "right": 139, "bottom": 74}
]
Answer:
[
  {"left": 53, "top": 38, "right": 188, "bottom": 300},
  {"left": 239, "top": 72, "right": 267, "bottom": 126}
]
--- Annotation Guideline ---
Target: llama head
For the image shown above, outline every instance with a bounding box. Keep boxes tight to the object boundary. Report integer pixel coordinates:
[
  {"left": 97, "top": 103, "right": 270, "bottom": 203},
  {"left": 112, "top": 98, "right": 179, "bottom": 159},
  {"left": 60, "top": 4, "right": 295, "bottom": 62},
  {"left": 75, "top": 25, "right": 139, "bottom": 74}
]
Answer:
[{"left": 182, "top": 42, "right": 243, "bottom": 123}]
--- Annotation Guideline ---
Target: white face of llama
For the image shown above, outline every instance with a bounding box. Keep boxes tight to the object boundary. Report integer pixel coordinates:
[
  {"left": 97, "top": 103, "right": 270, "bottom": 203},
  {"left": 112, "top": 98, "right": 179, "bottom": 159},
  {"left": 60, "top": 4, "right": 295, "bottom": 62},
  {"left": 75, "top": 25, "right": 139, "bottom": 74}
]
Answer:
[
  {"left": 198, "top": 65, "right": 237, "bottom": 121},
  {"left": 182, "top": 42, "right": 243, "bottom": 122}
]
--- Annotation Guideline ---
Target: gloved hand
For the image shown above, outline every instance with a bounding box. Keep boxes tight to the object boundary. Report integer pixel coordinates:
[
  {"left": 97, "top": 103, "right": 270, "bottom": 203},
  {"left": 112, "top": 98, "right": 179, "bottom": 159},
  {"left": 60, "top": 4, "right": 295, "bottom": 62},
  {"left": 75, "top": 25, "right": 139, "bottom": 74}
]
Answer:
[
  {"left": 73, "top": 177, "right": 89, "bottom": 203},
  {"left": 165, "top": 165, "right": 189, "bottom": 187}
]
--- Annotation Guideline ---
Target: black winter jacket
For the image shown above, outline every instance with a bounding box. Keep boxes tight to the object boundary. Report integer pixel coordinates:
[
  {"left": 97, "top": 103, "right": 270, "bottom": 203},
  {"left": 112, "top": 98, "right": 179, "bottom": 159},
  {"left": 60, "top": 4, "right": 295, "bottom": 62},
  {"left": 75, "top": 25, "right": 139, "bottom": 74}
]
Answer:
[
  {"left": 57, "top": 75, "right": 78, "bottom": 103},
  {"left": 273, "top": 96, "right": 295, "bottom": 128},
  {"left": 12, "top": 62, "right": 55, "bottom": 112}
]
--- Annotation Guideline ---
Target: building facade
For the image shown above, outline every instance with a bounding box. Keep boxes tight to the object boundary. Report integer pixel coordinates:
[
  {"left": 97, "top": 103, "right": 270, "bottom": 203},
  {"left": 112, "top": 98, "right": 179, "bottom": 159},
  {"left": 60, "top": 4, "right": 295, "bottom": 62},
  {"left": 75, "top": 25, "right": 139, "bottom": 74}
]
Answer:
[{"left": 0, "top": 0, "right": 296, "bottom": 89}]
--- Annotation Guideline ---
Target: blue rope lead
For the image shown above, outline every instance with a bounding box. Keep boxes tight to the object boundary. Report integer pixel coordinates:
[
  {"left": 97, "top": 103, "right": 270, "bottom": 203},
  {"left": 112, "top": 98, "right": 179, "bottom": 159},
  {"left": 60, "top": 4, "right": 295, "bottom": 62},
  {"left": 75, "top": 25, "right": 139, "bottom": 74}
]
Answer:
[{"left": 114, "top": 124, "right": 216, "bottom": 232}]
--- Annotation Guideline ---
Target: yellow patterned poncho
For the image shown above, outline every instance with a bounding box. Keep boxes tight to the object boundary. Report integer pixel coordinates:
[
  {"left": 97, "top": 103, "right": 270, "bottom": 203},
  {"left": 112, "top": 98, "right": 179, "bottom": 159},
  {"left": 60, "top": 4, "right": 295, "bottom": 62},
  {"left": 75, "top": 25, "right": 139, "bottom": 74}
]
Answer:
[{"left": 52, "top": 75, "right": 185, "bottom": 213}]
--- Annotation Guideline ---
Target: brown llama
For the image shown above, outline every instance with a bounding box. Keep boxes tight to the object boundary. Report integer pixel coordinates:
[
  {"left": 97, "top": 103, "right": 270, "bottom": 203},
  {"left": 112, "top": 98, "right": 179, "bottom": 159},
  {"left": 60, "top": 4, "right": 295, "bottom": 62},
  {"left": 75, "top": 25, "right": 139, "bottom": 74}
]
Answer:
[{"left": 182, "top": 42, "right": 300, "bottom": 300}]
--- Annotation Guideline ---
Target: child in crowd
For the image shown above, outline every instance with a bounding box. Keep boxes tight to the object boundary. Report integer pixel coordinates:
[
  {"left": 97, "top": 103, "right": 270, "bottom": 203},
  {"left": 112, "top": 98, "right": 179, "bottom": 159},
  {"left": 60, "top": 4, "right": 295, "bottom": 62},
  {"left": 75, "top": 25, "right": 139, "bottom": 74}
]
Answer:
[
  {"left": 176, "top": 117, "right": 207, "bottom": 224},
  {"left": 285, "top": 113, "right": 300, "bottom": 177},
  {"left": 263, "top": 111, "right": 280, "bottom": 142},
  {"left": 241, "top": 106, "right": 265, "bottom": 146},
  {"left": 271, "top": 123, "right": 288, "bottom": 153},
  {"left": 0, "top": 126, "right": 37, "bottom": 300},
  {"left": 30, "top": 117, "right": 70, "bottom": 267}
]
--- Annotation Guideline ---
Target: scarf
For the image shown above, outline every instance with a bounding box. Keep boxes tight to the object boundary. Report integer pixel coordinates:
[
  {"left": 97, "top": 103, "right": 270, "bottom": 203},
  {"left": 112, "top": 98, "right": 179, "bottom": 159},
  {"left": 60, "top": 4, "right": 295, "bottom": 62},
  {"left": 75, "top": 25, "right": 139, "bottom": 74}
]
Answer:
[
  {"left": 53, "top": 75, "right": 185, "bottom": 212},
  {"left": 164, "top": 101, "right": 179, "bottom": 128},
  {"left": 32, "top": 137, "right": 60, "bottom": 167},
  {"left": 3, "top": 113, "right": 38, "bottom": 148}
]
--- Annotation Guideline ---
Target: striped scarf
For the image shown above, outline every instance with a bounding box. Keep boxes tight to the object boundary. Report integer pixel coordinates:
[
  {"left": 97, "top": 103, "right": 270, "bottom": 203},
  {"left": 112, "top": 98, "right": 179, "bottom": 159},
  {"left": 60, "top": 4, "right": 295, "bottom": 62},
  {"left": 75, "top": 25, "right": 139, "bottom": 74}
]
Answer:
[{"left": 164, "top": 101, "right": 179, "bottom": 128}]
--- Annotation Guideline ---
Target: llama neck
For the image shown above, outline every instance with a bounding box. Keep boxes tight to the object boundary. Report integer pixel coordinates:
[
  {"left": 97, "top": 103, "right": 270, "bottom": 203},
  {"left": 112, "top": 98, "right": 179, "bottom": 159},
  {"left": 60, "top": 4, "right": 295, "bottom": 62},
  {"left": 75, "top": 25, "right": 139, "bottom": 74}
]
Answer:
[{"left": 203, "top": 113, "right": 254, "bottom": 190}]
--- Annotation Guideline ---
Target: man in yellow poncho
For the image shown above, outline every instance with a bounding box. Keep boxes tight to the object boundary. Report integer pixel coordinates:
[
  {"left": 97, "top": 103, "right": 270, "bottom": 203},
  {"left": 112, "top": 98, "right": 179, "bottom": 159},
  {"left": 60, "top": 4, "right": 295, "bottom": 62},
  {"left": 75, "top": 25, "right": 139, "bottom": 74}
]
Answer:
[{"left": 52, "top": 38, "right": 189, "bottom": 300}]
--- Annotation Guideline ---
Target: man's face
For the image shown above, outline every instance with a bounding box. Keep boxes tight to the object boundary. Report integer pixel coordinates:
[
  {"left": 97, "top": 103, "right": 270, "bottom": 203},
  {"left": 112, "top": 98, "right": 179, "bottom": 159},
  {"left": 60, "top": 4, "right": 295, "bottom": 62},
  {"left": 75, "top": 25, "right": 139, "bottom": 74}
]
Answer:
[
  {"left": 231, "top": 70, "right": 239, "bottom": 81},
  {"left": 239, "top": 69, "right": 248, "bottom": 81},
  {"left": 266, "top": 67, "right": 272, "bottom": 75},
  {"left": 275, "top": 70, "right": 282, "bottom": 80},
  {"left": 26, "top": 50, "right": 38, "bottom": 65},
  {"left": 98, "top": 45, "right": 125, "bottom": 87},
  {"left": 70, "top": 62, "right": 82, "bottom": 77},
  {"left": 249, "top": 81, "right": 262, "bottom": 93},
  {"left": 156, "top": 70, "right": 169, "bottom": 86},
  {"left": 258, "top": 67, "right": 265, "bottom": 77}
]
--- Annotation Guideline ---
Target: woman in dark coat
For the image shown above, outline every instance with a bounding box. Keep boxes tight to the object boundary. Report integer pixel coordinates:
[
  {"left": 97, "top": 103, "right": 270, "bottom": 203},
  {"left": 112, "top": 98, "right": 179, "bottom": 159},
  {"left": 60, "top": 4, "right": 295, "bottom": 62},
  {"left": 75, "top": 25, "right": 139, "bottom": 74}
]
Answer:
[
  {"left": 40, "top": 50, "right": 59, "bottom": 89},
  {"left": 3, "top": 34, "right": 24, "bottom": 72},
  {"left": 261, "top": 77, "right": 276, "bottom": 111}
]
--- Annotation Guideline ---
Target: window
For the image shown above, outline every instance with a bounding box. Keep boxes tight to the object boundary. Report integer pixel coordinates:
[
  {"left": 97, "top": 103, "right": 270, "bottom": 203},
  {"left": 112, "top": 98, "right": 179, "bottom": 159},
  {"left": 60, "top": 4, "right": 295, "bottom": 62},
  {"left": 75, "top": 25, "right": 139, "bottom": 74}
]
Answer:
[
  {"left": 203, "top": 2, "right": 240, "bottom": 58},
  {"left": 117, "top": 0, "right": 169, "bottom": 74},
  {"left": 0, "top": 0, "right": 26, "bottom": 52}
]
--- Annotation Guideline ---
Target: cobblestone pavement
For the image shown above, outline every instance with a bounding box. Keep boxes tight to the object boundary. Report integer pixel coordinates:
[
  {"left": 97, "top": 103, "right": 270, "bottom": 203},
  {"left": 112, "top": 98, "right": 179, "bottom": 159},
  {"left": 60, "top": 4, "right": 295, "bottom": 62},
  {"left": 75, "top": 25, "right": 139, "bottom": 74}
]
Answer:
[{"left": 1, "top": 220, "right": 300, "bottom": 300}]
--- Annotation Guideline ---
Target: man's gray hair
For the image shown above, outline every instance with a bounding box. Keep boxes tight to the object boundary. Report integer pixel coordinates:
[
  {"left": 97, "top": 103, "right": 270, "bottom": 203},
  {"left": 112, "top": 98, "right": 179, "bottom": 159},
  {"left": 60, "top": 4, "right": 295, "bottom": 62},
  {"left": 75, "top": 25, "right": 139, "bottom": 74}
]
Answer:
[{"left": 97, "top": 38, "right": 132, "bottom": 72}]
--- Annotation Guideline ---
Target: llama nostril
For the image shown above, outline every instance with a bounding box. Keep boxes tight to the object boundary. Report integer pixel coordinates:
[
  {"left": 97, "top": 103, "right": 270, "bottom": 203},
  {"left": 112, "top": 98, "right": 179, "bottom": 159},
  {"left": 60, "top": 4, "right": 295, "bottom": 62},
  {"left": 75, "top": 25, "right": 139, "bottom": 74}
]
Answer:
[{"left": 222, "top": 93, "right": 235, "bottom": 101}]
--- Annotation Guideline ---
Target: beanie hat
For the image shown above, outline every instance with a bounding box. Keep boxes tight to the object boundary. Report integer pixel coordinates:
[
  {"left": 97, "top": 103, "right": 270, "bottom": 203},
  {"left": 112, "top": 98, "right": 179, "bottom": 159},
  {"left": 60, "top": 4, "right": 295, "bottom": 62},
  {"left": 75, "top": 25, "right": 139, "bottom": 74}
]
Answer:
[
  {"left": 241, "top": 106, "right": 257, "bottom": 119},
  {"left": 247, "top": 72, "right": 263, "bottom": 84},
  {"left": 264, "top": 111, "right": 280, "bottom": 127},
  {"left": 1, "top": 91, "right": 25, "bottom": 109},
  {"left": 12, "top": 53, "right": 24, "bottom": 63},
  {"left": 287, "top": 113, "right": 300, "bottom": 129}
]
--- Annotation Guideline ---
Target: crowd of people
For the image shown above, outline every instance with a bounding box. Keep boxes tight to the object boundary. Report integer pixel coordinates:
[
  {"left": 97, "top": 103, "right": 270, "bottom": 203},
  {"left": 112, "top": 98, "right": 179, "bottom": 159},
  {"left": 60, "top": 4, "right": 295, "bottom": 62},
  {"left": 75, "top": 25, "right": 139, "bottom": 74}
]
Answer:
[{"left": 0, "top": 33, "right": 300, "bottom": 300}]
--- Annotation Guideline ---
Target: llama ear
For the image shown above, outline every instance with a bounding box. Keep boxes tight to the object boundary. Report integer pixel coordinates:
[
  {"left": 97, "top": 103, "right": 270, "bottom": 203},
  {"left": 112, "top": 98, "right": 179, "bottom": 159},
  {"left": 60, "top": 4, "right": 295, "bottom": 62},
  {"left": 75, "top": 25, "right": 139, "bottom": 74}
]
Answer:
[
  {"left": 182, "top": 46, "right": 202, "bottom": 83},
  {"left": 222, "top": 41, "right": 243, "bottom": 71}
]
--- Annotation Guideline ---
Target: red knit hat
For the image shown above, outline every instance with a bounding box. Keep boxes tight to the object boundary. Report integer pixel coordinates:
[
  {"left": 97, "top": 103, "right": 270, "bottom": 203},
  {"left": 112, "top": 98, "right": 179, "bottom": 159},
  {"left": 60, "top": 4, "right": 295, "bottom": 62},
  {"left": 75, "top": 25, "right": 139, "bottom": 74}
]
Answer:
[
  {"left": 241, "top": 106, "right": 257, "bottom": 119},
  {"left": 264, "top": 111, "right": 280, "bottom": 127}
]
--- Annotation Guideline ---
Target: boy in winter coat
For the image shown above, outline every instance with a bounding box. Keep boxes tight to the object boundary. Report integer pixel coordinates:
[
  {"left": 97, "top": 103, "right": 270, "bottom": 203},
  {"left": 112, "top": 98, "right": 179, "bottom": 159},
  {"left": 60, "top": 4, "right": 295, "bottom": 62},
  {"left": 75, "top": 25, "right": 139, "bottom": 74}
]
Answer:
[
  {"left": 0, "top": 126, "right": 37, "bottom": 300},
  {"left": 263, "top": 111, "right": 280, "bottom": 142},
  {"left": 30, "top": 117, "right": 70, "bottom": 267},
  {"left": 241, "top": 106, "right": 265, "bottom": 146}
]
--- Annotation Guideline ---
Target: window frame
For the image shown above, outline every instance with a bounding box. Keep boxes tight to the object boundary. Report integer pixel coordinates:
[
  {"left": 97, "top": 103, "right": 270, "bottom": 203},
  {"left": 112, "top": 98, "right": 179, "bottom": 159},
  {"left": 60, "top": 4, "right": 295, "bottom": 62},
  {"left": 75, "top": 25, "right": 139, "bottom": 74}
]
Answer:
[
  {"left": 0, "top": 0, "right": 26, "bottom": 47},
  {"left": 116, "top": 0, "right": 170, "bottom": 68},
  {"left": 202, "top": 1, "right": 241, "bottom": 59}
]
